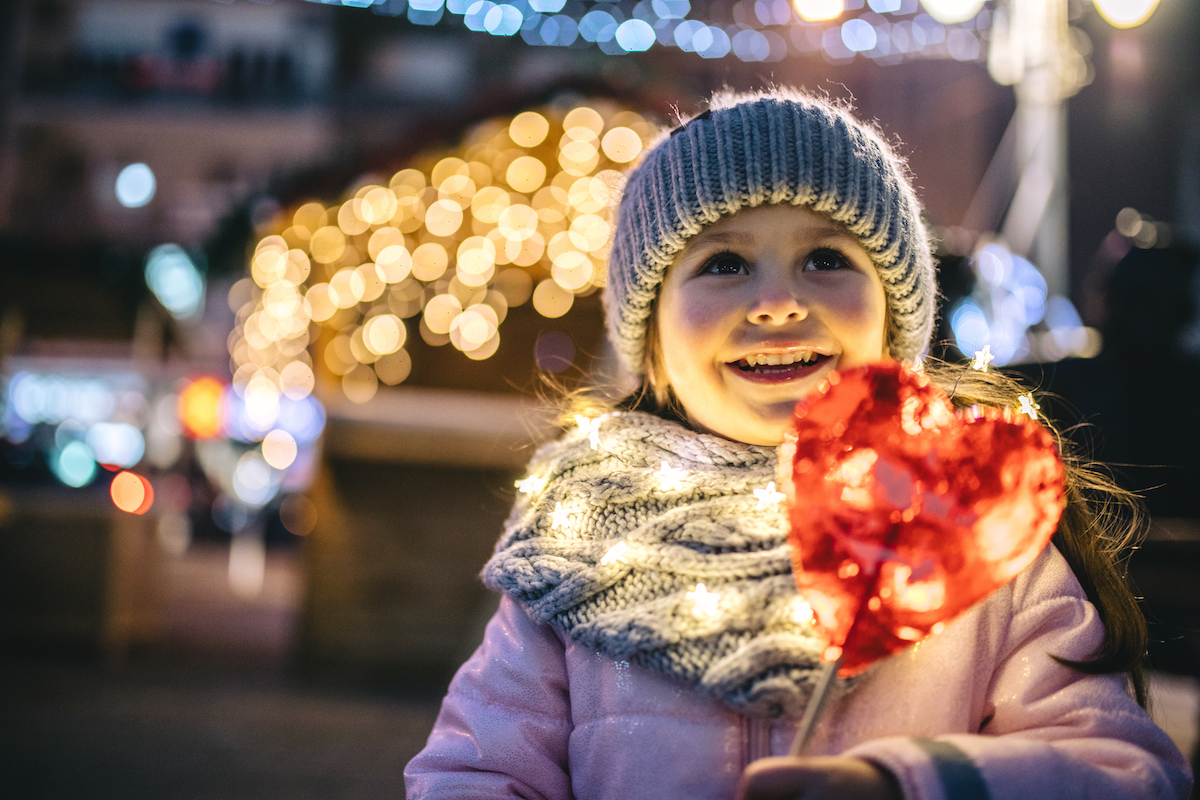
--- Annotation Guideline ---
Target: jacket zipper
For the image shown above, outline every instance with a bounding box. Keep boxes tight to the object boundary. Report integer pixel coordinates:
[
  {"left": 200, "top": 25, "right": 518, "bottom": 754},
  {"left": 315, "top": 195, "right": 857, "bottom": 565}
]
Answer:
[{"left": 741, "top": 716, "right": 774, "bottom": 769}]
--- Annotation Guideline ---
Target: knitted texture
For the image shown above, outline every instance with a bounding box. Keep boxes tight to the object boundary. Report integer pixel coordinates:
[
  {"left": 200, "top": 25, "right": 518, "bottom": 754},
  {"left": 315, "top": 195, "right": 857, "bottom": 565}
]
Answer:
[
  {"left": 604, "top": 89, "right": 937, "bottom": 375},
  {"left": 483, "top": 411, "right": 830, "bottom": 719}
]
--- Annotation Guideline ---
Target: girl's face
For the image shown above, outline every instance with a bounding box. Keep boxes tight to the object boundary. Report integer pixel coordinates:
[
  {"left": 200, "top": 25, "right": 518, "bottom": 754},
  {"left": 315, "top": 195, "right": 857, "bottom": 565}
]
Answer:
[{"left": 654, "top": 204, "right": 889, "bottom": 446}]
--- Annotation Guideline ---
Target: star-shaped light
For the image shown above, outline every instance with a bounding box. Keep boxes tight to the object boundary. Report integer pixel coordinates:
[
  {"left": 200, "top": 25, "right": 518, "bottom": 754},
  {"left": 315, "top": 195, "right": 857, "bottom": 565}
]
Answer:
[
  {"left": 753, "top": 481, "right": 786, "bottom": 509},
  {"left": 1017, "top": 393, "right": 1040, "bottom": 420},
  {"left": 574, "top": 415, "right": 602, "bottom": 450},
  {"left": 600, "top": 541, "right": 631, "bottom": 566},
  {"left": 972, "top": 345, "right": 994, "bottom": 372},
  {"left": 654, "top": 460, "right": 686, "bottom": 492},
  {"left": 515, "top": 474, "right": 547, "bottom": 496},
  {"left": 790, "top": 596, "right": 814, "bottom": 625},
  {"left": 548, "top": 501, "right": 573, "bottom": 531},
  {"left": 686, "top": 582, "right": 721, "bottom": 618}
]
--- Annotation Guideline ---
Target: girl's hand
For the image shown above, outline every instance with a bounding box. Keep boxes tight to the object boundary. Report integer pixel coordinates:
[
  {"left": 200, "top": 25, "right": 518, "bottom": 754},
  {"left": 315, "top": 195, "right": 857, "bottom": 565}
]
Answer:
[{"left": 736, "top": 756, "right": 904, "bottom": 800}]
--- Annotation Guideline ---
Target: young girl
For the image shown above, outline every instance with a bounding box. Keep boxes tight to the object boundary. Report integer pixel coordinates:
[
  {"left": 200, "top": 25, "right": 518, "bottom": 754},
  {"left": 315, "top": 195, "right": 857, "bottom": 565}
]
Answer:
[{"left": 404, "top": 88, "right": 1192, "bottom": 800}]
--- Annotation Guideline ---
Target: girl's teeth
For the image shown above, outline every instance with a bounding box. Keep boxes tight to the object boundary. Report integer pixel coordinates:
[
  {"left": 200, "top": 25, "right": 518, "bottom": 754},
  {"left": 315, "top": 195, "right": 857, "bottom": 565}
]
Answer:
[{"left": 740, "top": 351, "right": 817, "bottom": 368}]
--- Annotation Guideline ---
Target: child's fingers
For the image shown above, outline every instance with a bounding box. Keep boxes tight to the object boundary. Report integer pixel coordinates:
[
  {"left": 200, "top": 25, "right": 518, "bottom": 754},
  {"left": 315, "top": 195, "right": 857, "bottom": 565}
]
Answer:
[{"left": 735, "top": 756, "right": 903, "bottom": 800}]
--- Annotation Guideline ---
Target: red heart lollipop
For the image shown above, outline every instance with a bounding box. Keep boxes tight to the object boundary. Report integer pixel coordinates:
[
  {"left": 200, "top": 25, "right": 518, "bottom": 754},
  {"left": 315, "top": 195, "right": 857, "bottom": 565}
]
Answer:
[{"left": 781, "top": 362, "right": 1065, "bottom": 677}]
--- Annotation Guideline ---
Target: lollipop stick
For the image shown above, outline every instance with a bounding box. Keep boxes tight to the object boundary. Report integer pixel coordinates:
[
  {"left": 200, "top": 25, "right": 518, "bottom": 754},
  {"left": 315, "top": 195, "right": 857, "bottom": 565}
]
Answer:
[{"left": 788, "top": 655, "right": 842, "bottom": 756}]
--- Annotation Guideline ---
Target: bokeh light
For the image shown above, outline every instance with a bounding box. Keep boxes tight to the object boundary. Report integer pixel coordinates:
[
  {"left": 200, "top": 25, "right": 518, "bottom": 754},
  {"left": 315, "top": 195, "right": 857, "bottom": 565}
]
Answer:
[
  {"left": 793, "top": 0, "right": 844, "bottom": 22},
  {"left": 111, "top": 471, "right": 154, "bottom": 515},
  {"left": 53, "top": 440, "right": 98, "bottom": 488},
  {"left": 145, "top": 244, "right": 205, "bottom": 320},
  {"left": 115, "top": 163, "right": 156, "bottom": 208},
  {"left": 178, "top": 377, "right": 226, "bottom": 439},
  {"left": 233, "top": 101, "right": 654, "bottom": 402},
  {"left": 261, "top": 428, "right": 298, "bottom": 469},
  {"left": 1092, "top": 0, "right": 1159, "bottom": 29},
  {"left": 918, "top": 0, "right": 984, "bottom": 25}
]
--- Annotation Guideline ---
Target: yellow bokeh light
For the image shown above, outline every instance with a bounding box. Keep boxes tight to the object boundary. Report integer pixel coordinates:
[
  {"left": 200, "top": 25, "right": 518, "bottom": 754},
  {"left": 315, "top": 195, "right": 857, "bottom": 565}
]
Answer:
[
  {"left": 465, "top": 332, "right": 499, "bottom": 361},
  {"left": 425, "top": 199, "right": 465, "bottom": 237},
  {"left": 600, "top": 127, "right": 643, "bottom": 163},
  {"left": 361, "top": 187, "right": 398, "bottom": 225},
  {"left": 342, "top": 363, "right": 378, "bottom": 404},
  {"left": 506, "top": 156, "right": 548, "bottom": 193},
  {"left": 570, "top": 214, "right": 611, "bottom": 252},
  {"left": 532, "top": 278, "right": 573, "bottom": 318},
  {"left": 552, "top": 251, "right": 594, "bottom": 292},
  {"left": 262, "top": 429, "right": 298, "bottom": 470},
  {"left": 310, "top": 226, "right": 347, "bottom": 264},
  {"left": 293, "top": 202, "right": 327, "bottom": 233},
  {"left": 306, "top": 284, "right": 336, "bottom": 322},
  {"left": 252, "top": 248, "right": 288, "bottom": 287},
  {"left": 494, "top": 268, "right": 533, "bottom": 307},
  {"left": 329, "top": 268, "right": 361, "bottom": 308},
  {"left": 338, "top": 199, "right": 371, "bottom": 235},
  {"left": 456, "top": 238, "right": 496, "bottom": 280},
  {"left": 559, "top": 140, "right": 600, "bottom": 175},
  {"left": 424, "top": 293, "right": 463, "bottom": 335},
  {"left": 355, "top": 263, "right": 387, "bottom": 302},
  {"left": 256, "top": 234, "right": 287, "bottom": 255},
  {"left": 350, "top": 325, "right": 379, "bottom": 364},
  {"left": 450, "top": 307, "right": 495, "bottom": 352},
  {"left": 439, "top": 174, "right": 477, "bottom": 209},
  {"left": 432, "top": 157, "right": 469, "bottom": 188},
  {"left": 374, "top": 348, "right": 412, "bottom": 385},
  {"left": 363, "top": 313, "right": 406, "bottom": 355},
  {"left": 375, "top": 244, "right": 412, "bottom": 283},
  {"left": 471, "top": 186, "right": 510, "bottom": 224},
  {"left": 411, "top": 242, "right": 449, "bottom": 282},
  {"left": 389, "top": 168, "right": 426, "bottom": 195},
  {"left": 793, "top": 0, "right": 843, "bottom": 21},
  {"left": 368, "top": 227, "right": 405, "bottom": 260},
  {"left": 284, "top": 250, "right": 311, "bottom": 285},
  {"left": 498, "top": 203, "right": 538, "bottom": 241},
  {"left": 563, "top": 106, "right": 604, "bottom": 137},
  {"left": 1093, "top": 0, "right": 1159, "bottom": 28},
  {"left": 280, "top": 360, "right": 315, "bottom": 399},
  {"left": 324, "top": 336, "right": 355, "bottom": 375},
  {"left": 509, "top": 111, "right": 550, "bottom": 147}
]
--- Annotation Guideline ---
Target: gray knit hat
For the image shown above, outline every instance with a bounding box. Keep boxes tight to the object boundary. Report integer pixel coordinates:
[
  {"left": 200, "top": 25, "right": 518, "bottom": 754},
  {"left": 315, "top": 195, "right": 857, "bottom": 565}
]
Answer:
[{"left": 604, "top": 88, "right": 937, "bottom": 376}]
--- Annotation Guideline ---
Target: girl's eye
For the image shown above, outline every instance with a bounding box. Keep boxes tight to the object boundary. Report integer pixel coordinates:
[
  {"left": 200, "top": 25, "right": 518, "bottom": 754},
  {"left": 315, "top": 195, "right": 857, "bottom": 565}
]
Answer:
[
  {"left": 700, "top": 252, "right": 749, "bottom": 276},
  {"left": 804, "top": 249, "right": 850, "bottom": 272}
]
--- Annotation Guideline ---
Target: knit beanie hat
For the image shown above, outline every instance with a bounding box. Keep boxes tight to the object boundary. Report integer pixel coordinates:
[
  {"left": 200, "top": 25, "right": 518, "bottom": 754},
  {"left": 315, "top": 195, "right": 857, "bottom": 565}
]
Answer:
[{"left": 604, "top": 88, "right": 937, "bottom": 376}]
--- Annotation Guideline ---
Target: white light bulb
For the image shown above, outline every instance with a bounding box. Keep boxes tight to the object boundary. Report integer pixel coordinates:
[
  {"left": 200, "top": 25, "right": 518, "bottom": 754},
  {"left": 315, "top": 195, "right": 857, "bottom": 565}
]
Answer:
[
  {"left": 1093, "top": 0, "right": 1159, "bottom": 28},
  {"left": 918, "top": 0, "right": 985, "bottom": 24}
]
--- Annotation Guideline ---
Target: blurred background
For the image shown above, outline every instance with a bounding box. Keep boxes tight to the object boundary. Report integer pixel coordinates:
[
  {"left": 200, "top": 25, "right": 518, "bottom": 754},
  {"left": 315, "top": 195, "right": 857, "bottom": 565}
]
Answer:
[{"left": 0, "top": 0, "right": 1197, "bottom": 797}]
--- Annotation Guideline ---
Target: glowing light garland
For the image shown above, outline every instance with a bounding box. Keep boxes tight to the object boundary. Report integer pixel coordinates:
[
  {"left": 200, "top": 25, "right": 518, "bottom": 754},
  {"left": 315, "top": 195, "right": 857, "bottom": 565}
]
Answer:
[
  {"left": 312, "top": 0, "right": 996, "bottom": 66},
  {"left": 233, "top": 101, "right": 654, "bottom": 403}
]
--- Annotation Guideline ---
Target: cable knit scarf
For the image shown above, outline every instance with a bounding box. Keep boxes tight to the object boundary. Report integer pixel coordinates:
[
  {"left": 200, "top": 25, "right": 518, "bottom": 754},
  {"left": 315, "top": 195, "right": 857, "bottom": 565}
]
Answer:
[{"left": 482, "top": 411, "right": 828, "bottom": 719}]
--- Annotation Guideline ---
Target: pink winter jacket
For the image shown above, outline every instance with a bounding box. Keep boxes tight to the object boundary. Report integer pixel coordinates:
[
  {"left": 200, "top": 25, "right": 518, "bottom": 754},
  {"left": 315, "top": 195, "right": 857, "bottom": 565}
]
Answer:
[{"left": 405, "top": 545, "right": 1192, "bottom": 800}]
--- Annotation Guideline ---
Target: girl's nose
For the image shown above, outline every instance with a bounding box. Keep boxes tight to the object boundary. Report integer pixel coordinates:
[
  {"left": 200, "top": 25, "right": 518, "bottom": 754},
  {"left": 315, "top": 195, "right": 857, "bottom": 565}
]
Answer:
[{"left": 747, "top": 278, "right": 809, "bottom": 325}]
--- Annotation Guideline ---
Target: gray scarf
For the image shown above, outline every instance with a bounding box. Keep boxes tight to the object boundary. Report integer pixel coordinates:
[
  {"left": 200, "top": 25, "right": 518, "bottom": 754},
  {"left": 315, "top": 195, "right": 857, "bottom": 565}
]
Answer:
[{"left": 482, "top": 411, "right": 827, "bottom": 719}]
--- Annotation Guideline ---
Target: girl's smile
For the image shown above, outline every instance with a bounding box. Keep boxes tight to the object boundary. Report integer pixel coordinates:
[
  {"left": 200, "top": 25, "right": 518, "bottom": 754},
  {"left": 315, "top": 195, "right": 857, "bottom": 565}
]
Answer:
[{"left": 654, "top": 204, "right": 889, "bottom": 446}]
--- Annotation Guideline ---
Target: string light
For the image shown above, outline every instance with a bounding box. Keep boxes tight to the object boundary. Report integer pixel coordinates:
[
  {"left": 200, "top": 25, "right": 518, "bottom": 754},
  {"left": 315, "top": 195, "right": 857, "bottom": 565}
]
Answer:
[
  {"left": 655, "top": 460, "right": 686, "bottom": 492},
  {"left": 753, "top": 481, "right": 786, "bottom": 509},
  {"left": 549, "top": 501, "right": 573, "bottom": 531},
  {"left": 516, "top": 474, "right": 548, "bottom": 496},
  {"left": 575, "top": 414, "right": 603, "bottom": 449},
  {"left": 237, "top": 102, "right": 654, "bottom": 403},
  {"left": 1017, "top": 393, "right": 1040, "bottom": 420},
  {"left": 600, "top": 541, "right": 631, "bottom": 566},
  {"left": 686, "top": 583, "right": 722, "bottom": 618},
  {"left": 971, "top": 345, "right": 994, "bottom": 372},
  {"left": 333, "top": 0, "right": 993, "bottom": 66}
]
